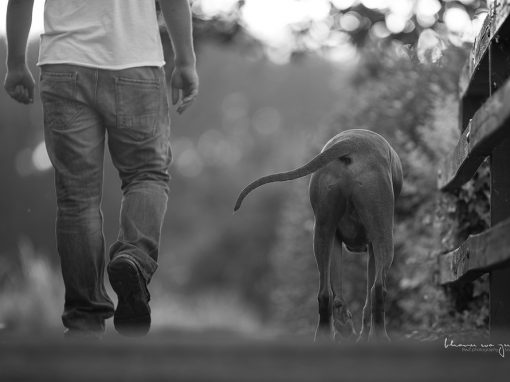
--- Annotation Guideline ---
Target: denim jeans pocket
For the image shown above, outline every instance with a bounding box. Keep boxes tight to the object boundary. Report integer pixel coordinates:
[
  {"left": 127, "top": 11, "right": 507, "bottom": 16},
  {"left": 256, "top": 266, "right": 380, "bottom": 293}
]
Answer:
[
  {"left": 115, "top": 76, "right": 161, "bottom": 138},
  {"left": 40, "top": 71, "right": 79, "bottom": 131}
]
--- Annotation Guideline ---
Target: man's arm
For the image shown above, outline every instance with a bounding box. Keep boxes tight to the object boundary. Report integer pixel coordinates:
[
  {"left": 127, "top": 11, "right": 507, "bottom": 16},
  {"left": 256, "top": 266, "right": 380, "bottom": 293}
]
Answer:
[
  {"left": 4, "top": 0, "right": 35, "bottom": 104},
  {"left": 159, "top": 0, "right": 199, "bottom": 114}
]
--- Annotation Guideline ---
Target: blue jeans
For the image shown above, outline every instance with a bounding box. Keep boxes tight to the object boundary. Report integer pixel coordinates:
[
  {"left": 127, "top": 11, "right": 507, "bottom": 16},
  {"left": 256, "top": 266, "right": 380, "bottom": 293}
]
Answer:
[{"left": 40, "top": 64, "right": 171, "bottom": 332}]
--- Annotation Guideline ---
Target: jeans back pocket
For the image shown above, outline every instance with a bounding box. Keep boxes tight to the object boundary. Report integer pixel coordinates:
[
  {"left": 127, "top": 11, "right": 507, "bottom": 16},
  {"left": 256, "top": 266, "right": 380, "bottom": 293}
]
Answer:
[
  {"left": 115, "top": 76, "right": 161, "bottom": 138},
  {"left": 40, "top": 70, "right": 79, "bottom": 131}
]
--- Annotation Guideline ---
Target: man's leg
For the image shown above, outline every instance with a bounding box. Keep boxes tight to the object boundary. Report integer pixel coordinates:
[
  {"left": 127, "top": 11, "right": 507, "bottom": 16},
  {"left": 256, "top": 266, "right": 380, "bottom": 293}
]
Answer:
[
  {"left": 103, "top": 66, "right": 171, "bottom": 335},
  {"left": 40, "top": 65, "right": 114, "bottom": 335}
]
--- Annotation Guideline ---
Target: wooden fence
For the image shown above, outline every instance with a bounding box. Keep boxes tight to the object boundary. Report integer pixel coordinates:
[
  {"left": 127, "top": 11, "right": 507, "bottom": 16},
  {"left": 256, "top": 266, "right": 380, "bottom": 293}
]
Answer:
[{"left": 438, "top": 0, "right": 510, "bottom": 338}]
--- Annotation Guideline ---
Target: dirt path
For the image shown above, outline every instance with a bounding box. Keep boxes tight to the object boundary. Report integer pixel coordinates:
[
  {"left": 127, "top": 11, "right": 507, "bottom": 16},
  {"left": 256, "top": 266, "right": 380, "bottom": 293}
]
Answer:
[{"left": 0, "top": 329, "right": 507, "bottom": 381}]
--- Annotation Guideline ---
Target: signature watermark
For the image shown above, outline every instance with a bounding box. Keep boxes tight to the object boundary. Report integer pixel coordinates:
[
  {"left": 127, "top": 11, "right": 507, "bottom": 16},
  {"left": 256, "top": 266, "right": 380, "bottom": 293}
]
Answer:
[{"left": 444, "top": 337, "right": 510, "bottom": 358}]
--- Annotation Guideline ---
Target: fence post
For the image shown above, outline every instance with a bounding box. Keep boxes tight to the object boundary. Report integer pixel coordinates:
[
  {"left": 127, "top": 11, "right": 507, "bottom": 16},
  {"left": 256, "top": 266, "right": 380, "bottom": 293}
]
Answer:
[
  {"left": 489, "top": 35, "right": 510, "bottom": 340},
  {"left": 489, "top": 137, "right": 510, "bottom": 340}
]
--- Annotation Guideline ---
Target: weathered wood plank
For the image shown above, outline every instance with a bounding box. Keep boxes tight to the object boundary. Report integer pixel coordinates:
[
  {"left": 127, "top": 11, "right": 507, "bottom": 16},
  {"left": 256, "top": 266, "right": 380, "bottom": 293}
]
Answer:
[
  {"left": 437, "top": 121, "right": 473, "bottom": 191},
  {"left": 438, "top": 77, "right": 510, "bottom": 191},
  {"left": 490, "top": 0, "right": 510, "bottom": 38},
  {"left": 459, "top": 0, "right": 510, "bottom": 101},
  {"left": 438, "top": 218, "right": 510, "bottom": 285}
]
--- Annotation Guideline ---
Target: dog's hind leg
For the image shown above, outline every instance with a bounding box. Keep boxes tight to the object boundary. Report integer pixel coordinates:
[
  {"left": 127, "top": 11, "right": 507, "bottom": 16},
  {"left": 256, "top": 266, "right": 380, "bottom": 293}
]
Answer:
[
  {"left": 358, "top": 244, "right": 375, "bottom": 342},
  {"left": 368, "top": 234, "right": 393, "bottom": 342},
  {"left": 352, "top": 175, "right": 394, "bottom": 342},
  {"left": 361, "top": 193, "right": 394, "bottom": 342},
  {"left": 331, "top": 240, "right": 356, "bottom": 342},
  {"left": 312, "top": 217, "right": 336, "bottom": 342},
  {"left": 310, "top": 173, "right": 345, "bottom": 342}
]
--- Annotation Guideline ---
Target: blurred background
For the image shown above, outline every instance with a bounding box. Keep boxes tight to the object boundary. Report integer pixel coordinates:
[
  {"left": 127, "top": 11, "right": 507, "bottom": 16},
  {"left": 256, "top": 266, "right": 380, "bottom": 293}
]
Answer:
[{"left": 0, "top": 0, "right": 491, "bottom": 340}]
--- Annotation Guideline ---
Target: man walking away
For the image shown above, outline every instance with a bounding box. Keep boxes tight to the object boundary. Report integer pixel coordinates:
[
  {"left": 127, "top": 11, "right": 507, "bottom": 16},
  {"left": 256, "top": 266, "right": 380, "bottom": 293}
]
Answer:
[{"left": 4, "top": 0, "right": 199, "bottom": 337}]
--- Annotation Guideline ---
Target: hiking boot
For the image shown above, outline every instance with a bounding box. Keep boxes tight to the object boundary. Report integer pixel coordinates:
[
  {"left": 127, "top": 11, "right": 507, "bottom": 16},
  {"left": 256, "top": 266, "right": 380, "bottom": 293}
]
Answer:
[{"left": 107, "top": 255, "right": 151, "bottom": 336}]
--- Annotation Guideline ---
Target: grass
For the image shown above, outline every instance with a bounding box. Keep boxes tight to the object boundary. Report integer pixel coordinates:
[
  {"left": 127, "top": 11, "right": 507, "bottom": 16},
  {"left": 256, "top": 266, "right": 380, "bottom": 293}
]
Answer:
[{"left": 0, "top": 239, "right": 63, "bottom": 332}]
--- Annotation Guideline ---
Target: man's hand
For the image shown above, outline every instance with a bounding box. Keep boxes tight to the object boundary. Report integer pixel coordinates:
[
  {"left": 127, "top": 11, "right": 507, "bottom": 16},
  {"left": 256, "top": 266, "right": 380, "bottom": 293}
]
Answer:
[
  {"left": 159, "top": 0, "right": 198, "bottom": 114},
  {"left": 5, "top": 0, "right": 35, "bottom": 104},
  {"left": 4, "top": 64, "right": 35, "bottom": 104},
  {"left": 171, "top": 64, "right": 198, "bottom": 114}
]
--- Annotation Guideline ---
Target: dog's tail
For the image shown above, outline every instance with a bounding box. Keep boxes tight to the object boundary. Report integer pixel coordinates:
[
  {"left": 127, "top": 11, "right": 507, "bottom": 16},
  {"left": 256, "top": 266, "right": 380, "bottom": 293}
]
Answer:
[{"left": 234, "top": 143, "right": 352, "bottom": 211}]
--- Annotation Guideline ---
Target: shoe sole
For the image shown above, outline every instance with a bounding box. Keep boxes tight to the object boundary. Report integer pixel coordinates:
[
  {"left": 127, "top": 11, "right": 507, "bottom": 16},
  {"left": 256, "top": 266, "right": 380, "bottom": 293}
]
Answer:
[{"left": 108, "top": 256, "right": 151, "bottom": 337}]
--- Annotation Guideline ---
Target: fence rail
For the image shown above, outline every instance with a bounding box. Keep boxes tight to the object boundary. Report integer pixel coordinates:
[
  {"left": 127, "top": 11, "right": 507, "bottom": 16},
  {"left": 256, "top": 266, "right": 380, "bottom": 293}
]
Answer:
[
  {"left": 439, "top": 77, "right": 510, "bottom": 191},
  {"left": 438, "top": 217, "right": 510, "bottom": 284}
]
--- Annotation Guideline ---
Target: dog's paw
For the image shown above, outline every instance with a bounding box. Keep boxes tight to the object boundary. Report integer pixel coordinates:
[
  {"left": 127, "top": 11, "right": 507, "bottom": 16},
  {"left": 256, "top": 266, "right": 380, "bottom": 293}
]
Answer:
[
  {"left": 333, "top": 319, "right": 356, "bottom": 343},
  {"left": 356, "top": 331, "right": 369, "bottom": 343},
  {"left": 332, "top": 301, "right": 356, "bottom": 343},
  {"left": 367, "top": 330, "right": 391, "bottom": 344},
  {"left": 314, "top": 326, "right": 334, "bottom": 343}
]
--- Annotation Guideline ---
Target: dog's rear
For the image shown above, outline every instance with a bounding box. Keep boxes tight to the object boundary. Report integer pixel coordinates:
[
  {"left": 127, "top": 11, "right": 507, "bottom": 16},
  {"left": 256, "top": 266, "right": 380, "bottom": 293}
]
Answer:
[
  {"left": 235, "top": 129, "right": 402, "bottom": 342},
  {"left": 309, "top": 130, "right": 402, "bottom": 342}
]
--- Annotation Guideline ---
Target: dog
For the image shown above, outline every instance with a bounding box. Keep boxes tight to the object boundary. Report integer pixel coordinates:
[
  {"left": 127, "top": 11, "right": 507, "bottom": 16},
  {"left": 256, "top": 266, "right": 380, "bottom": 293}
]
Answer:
[{"left": 234, "top": 129, "right": 403, "bottom": 342}]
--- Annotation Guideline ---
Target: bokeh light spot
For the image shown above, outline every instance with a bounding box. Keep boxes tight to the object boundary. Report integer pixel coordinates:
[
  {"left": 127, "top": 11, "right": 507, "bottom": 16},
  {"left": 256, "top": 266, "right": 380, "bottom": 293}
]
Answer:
[
  {"left": 416, "top": 0, "right": 441, "bottom": 18},
  {"left": 331, "top": 0, "right": 359, "bottom": 10},
  {"left": 361, "top": 0, "right": 388, "bottom": 10},
  {"left": 444, "top": 7, "right": 471, "bottom": 33},
  {"left": 386, "top": 13, "right": 407, "bottom": 34},
  {"left": 173, "top": 138, "right": 203, "bottom": 177},
  {"left": 32, "top": 142, "right": 52, "bottom": 172},
  {"left": 340, "top": 12, "right": 361, "bottom": 32},
  {"left": 372, "top": 22, "right": 391, "bottom": 39}
]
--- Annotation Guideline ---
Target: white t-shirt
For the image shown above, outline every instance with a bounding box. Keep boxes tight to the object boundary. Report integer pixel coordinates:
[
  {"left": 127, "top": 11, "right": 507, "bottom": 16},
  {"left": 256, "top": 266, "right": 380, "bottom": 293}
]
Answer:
[{"left": 38, "top": 0, "right": 165, "bottom": 69}]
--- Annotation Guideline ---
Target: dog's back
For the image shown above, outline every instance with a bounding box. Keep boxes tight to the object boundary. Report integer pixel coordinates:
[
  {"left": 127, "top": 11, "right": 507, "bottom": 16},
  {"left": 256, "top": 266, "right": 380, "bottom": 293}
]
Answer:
[{"left": 319, "top": 129, "right": 403, "bottom": 200}]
